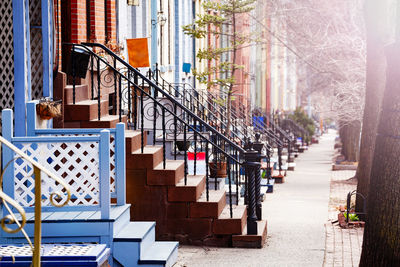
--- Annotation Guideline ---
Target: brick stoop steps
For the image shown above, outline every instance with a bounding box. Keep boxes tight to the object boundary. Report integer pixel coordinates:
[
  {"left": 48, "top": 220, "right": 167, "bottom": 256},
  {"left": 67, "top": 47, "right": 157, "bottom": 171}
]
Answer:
[
  {"left": 60, "top": 84, "right": 267, "bottom": 248},
  {"left": 125, "top": 131, "right": 267, "bottom": 248}
]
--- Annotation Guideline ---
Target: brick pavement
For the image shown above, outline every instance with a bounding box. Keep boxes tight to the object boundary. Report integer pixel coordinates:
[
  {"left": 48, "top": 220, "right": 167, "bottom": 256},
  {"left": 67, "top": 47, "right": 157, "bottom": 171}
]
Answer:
[{"left": 323, "top": 170, "right": 364, "bottom": 267}]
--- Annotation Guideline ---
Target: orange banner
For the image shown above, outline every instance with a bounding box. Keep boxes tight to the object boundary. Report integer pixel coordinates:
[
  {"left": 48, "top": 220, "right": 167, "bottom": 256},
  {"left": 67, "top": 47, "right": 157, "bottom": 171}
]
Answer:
[{"left": 127, "top": 38, "right": 150, "bottom": 68}]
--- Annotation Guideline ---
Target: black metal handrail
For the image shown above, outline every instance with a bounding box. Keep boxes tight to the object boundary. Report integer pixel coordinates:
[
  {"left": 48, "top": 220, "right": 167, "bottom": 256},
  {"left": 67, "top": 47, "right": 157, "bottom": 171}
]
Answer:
[
  {"left": 147, "top": 67, "right": 248, "bottom": 146},
  {"left": 65, "top": 42, "right": 246, "bottom": 218}
]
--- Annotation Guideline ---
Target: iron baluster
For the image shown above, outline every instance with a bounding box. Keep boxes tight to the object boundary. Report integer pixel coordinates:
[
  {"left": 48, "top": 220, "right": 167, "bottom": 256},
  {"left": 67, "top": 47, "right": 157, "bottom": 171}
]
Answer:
[
  {"left": 174, "top": 103, "right": 177, "bottom": 160},
  {"left": 128, "top": 70, "right": 131, "bottom": 122},
  {"left": 244, "top": 147, "right": 258, "bottom": 235},
  {"left": 114, "top": 58, "right": 117, "bottom": 115},
  {"left": 72, "top": 45, "right": 76, "bottom": 104},
  {"left": 194, "top": 119, "right": 197, "bottom": 176},
  {"left": 153, "top": 91, "right": 157, "bottom": 146},
  {"left": 235, "top": 149, "right": 239, "bottom": 205},
  {"left": 97, "top": 56, "right": 101, "bottom": 120},
  {"left": 205, "top": 141, "right": 209, "bottom": 202},
  {"left": 184, "top": 124, "right": 187, "bottom": 185},
  {"left": 118, "top": 74, "right": 122, "bottom": 122},
  {"left": 228, "top": 159, "right": 233, "bottom": 218},
  {"left": 162, "top": 106, "right": 166, "bottom": 169},
  {"left": 140, "top": 89, "right": 144, "bottom": 153},
  {"left": 90, "top": 55, "right": 94, "bottom": 100}
]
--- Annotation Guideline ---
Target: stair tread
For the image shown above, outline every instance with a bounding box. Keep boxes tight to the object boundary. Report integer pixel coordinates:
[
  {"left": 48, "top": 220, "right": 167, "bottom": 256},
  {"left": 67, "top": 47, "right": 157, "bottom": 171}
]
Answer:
[
  {"left": 132, "top": 146, "right": 162, "bottom": 154},
  {"left": 66, "top": 99, "right": 107, "bottom": 105},
  {"left": 139, "top": 241, "right": 179, "bottom": 262},
  {"left": 88, "top": 114, "right": 123, "bottom": 121},
  {"left": 125, "top": 130, "right": 142, "bottom": 138},
  {"left": 114, "top": 221, "right": 155, "bottom": 241},
  {"left": 235, "top": 219, "right": 267, "bottom": 237},
  {"left": 175, "top": 175, "right": 204, "bottom": 187},
  {"left": 218, "top": 205, "right": 246, "bottom": 220},
  {"left": 197, "top": 189, "right": 225, "bottom": 203},
  {"left": 154, "top": 160, "right": 184, "bottom": 170}
]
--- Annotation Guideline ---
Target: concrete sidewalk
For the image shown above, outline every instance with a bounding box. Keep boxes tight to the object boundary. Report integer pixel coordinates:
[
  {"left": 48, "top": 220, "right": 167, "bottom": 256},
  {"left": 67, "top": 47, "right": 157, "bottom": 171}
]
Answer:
[{"left": 175, "top": 132, "right": 343, "bottom": 267}]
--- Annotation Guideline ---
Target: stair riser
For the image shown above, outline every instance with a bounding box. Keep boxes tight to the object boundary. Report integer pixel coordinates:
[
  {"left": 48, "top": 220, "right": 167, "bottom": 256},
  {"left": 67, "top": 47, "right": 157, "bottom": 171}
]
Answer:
[
  {"left": 167, "top": 177, "right": 205, "bottom": 202},
  {"left": 213, "top": 209, "right": 247, "bottom": 235},
  {"left": 189, "top": 194, "right": 226, "bottom": 218},
  {"left": 147, "top": 163, "right": 185, "bottom": 186},
  {"left": 64, "top": 101, "right": 109, "bottom": 121},
  {"left": 113, "top": 208, "right": 131, "bottom": 236},
  {"left": 113, "top": 242, "right": 140, "bottom": 267},
  {"left": 126, "top": 133, "right": 148, "bottom": 153},
  {"left": 127, "top": 149, "right": 163, "bottom": 170},
  {"left": 64, "top": 85, "right": 89, "bottom": 104},
  {"left": 81, "top": 116, "right": 127, "bottom": 128}
]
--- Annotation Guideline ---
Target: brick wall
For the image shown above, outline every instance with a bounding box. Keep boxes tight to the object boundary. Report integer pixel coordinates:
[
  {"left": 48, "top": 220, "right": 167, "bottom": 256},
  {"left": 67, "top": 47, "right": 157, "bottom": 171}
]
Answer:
[{"left": 70, "top": 0, "right": 87, "bottom": 42}]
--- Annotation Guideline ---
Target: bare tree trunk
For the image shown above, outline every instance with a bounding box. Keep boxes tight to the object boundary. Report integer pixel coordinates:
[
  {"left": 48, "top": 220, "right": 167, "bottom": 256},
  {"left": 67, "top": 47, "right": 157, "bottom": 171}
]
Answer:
[
  {"left": 355, "top": 0, "right": 389, "bottom": 212},
  {"left": 339, "top": 121, "right": 361, "bottom": 162},
  {"left": 359, "top": 42, "right": 400, "bottom": 266}
]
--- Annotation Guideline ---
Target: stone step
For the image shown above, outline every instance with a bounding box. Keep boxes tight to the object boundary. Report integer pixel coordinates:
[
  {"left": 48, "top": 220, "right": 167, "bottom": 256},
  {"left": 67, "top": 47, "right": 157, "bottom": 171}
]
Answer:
[
  {"left": 125, "top": 130, "right": 147, "bottom": 153},
  {"left": 64, "top": 99, "right": 109, "bottom": 121},
  {"left": 168, "top": 175, "right": 205, "bottom": 202},
  {"left": 213, "top": 205, "right": 247, "bottom": 235},
  {"left": 189, "top": 190, "right": 226, "bottom": 218},
  {"left": 64, "top": 84, "right": 89, "bottom": 104},
  {"left": 80, "top": 114, "right": 128, "bottom": 128},
  {"left": 127, "top": 146, "right": 163, "bottom": 169},
  {"left": 232, "top": 220, "right": 268, "bottom": 248},
  {"left": 147, "top": 160, "right": 185, "bottom": 186}
]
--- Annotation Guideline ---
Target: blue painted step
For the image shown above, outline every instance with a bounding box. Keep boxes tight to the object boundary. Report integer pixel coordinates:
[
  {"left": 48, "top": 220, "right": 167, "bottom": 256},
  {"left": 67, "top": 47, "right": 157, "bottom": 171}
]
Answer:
[
  {"left": 0, "top": 244, "right": 110, "bottom": 266},
  {"left": 113, "top": 222, "right": 178, "bottom": 267}
]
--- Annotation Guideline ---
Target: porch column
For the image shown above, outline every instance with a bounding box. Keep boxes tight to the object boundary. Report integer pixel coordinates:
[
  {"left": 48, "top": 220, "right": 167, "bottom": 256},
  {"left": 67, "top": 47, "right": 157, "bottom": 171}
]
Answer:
[
  {"left": 12, "top": 0, "right": 32, "bottom": 136},
  {"left": 151, "top": 0, "right": 158, "bottom": 70},
  {"left": 42, "top": 0, "right": 54, "bottom": 98}
]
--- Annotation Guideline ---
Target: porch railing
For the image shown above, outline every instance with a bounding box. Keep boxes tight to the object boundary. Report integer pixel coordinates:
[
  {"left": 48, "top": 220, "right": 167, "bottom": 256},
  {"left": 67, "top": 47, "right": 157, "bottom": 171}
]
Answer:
[
  {"left": 26, "top": 101, "right": 126, "bottom": 206},
  {"left": 1, "top": 109, "right": 71, "bottom": 266},
  {"left": 2, "top": 109, "right": 114, "bottom": 219}
]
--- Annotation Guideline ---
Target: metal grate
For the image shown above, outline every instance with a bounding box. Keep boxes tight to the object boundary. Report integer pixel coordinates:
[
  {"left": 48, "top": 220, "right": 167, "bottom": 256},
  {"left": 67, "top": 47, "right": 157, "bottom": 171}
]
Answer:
[
  {"left": 0, "top": 0, "right": 15, "bottom": 119},
  {"left": 30, "top": 0, "right": 43, "bottom": 100}
]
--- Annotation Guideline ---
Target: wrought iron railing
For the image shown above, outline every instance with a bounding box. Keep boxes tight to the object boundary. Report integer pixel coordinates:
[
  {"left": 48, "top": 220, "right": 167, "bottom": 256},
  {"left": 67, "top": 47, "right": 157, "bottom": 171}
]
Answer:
[
  {"left": 65, "top": 42, "right": 246, "bottom": 218},
  {"left": 1, "top": 109, "right": 71, "bottom": 266},
  {"left": 147, "top": 66, "right": 248, "bottom": 147}
]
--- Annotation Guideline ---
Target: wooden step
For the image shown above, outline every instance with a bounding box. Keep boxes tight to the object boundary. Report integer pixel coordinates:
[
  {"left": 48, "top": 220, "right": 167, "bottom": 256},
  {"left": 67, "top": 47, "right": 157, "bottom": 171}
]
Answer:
[
  {"left": 168, "top": 175, "right": 206, "bottom": 202},
  {"left": 147, "top": 160, "right": 185, "bottom": 186},
  {"left": 80, "top": 114, "right": 127, "bottom": 128},
  {"left": 64, "top": 84, "right": 89, "bottom": 104},
  {"left": 232, "top": 220, "right": 268, "bottom": 248},
  {"left": 213, "top": 205, "right": 247, "bottom": 235},
  {"left": 127, "top": 146, "right": 163, "bottom": 169},
  {"left": 125, "top": 130, "right": 147, "bottom": 153},
  {"left": 138, "top": 241, "right": 179, "bottom": 266},
  {"left": 189, "top": 190, "right": 226, "bottom": 218}
]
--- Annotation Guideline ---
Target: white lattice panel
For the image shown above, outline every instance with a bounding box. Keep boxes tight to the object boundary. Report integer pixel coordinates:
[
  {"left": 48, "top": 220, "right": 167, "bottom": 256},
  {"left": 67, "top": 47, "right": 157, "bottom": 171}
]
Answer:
[
  {"left": 30, "top": 0, "right": 43, "bottom": 99},
  {"left": 38, "top": 134, "right": 116, "bottom": 193},
  {"left": 14, "top": 142, "right": 100, "bottom": 206},
  {"left": 0, "top": 0, "right": 15, "bottom": 118}
]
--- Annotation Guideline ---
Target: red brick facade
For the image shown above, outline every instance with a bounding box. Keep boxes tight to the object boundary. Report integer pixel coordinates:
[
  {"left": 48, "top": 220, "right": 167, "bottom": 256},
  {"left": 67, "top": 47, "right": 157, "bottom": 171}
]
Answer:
[{"left": 53, "top": 0, "right": 117, "bottom": 71}]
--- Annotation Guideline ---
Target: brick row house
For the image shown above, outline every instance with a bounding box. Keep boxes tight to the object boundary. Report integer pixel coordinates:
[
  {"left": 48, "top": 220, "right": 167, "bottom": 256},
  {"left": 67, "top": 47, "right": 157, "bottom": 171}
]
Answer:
[{"left": 0, "top": 0, "right": 305, "bottom": 266}]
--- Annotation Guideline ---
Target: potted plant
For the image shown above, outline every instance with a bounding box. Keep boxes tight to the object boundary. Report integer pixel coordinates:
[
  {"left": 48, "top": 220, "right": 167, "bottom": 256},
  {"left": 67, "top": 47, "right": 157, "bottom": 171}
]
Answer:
[
  {"left": 36, "top": 99, "right": 62, "bottom": 120},
  {"left": 175, "top": 140, "right": 191, "bottom": 151}
]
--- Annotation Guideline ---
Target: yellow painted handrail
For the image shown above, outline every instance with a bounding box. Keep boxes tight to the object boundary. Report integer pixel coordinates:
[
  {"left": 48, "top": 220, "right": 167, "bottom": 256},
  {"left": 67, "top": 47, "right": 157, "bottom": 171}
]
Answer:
[{"left": 0, "top": 135, "right": 71, "bottom": 266}]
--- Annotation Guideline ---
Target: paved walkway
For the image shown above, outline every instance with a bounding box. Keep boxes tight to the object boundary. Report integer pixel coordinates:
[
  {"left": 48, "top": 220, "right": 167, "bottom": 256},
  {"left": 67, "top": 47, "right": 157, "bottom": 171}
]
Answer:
[
  {"left": 176, "top": 132, "right": 360, "bottom": 267},
  {"left": 324, "top": 170, "right": 363, "bottom": 267}
]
